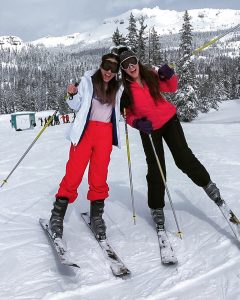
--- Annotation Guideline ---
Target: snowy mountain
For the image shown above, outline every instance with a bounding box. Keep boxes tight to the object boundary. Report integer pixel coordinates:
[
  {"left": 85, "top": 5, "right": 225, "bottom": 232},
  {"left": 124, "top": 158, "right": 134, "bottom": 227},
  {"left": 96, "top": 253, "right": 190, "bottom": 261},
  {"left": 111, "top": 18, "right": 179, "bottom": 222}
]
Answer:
[
  {"left": 1, "top": 8, "right": 240, "bottom": 52},
  {"left": 0, "top": 35, "right": 25, "bottom": 51},
  {"left": 28, "top": 7, "right": 240, "bottom": 49},
  {"left": 0, "top": 99, "right": 240, "bottom": 299}
]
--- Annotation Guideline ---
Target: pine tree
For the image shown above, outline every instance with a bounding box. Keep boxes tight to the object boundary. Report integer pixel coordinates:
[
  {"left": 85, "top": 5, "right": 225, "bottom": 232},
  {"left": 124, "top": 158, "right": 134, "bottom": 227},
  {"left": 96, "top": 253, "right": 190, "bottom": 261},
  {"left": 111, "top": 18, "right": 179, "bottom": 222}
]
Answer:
[
  {"left": 198, "top": 79, "right": 218, "bottom": 112},
  {"left": 174, "top": 10, "right": 198, "bottom": 122},
  {"left": 112, "top": 27, "right": 126, "bottom": 46},
  {"left": 137, "top": 16, "right": 147, "bottom": 62},
  {"left": 126, "top": 13, "right": 138, "bottom": 52},
  {"left": 148, "top": 27, "right": 163, "bottom": 66},
  {"left": 229, "top": 53, "right": 240, "bottom": 99},
  {"left": 235, "top": 52, "right": 240, "bottom": 99}
]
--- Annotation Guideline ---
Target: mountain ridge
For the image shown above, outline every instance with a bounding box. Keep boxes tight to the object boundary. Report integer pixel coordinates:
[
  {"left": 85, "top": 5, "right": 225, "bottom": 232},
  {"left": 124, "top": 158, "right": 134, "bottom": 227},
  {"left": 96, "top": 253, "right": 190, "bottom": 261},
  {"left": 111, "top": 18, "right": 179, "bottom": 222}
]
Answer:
[{"left": 0, "top": 7, "right": 240, "bottom": 50}]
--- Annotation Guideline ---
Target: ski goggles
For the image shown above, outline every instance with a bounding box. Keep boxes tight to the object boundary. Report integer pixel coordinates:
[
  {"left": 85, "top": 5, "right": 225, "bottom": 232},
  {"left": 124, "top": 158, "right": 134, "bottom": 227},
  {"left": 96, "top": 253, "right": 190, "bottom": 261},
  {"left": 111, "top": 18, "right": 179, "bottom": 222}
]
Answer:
[
  {"left": 100, "top": 60, "right": 119, "bottom": 73},
  {"left": 120, "top": 56, "right": 139, "bottom": 70}
]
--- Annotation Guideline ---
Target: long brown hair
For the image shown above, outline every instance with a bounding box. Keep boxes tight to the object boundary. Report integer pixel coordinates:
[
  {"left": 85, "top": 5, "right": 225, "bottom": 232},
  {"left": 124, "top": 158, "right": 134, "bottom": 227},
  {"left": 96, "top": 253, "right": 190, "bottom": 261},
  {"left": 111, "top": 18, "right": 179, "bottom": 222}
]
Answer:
[
  {"left": 92, "top": 54, "right": 120, "bottom": 105},
  {"left": 121, "top": 63, "right": 162, "bottom": 108}
]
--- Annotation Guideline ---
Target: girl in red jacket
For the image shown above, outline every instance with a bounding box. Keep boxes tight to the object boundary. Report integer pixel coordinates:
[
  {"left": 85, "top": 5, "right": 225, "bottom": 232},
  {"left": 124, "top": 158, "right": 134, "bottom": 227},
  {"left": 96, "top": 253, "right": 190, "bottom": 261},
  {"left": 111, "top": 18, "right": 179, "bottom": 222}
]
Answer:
[{"left": 119, "top": 49, "right": 223, "bottom": 228}]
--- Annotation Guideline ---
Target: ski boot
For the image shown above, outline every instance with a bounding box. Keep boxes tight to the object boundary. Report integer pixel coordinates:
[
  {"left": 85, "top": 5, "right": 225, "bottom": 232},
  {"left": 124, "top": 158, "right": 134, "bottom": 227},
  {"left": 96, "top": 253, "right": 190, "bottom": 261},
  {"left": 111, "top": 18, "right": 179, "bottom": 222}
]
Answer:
[
  {"left": 203, "top": 180, "right": 224, "bottom": 206},
  {"left": 90, "top": 200, "right": 106, "bottom": 240},
  {"left": 49, "top": 197, "right": 69, "bottom": 239},
  {"left": 150, "top": 208, "right": 165, "bottom": 230}
]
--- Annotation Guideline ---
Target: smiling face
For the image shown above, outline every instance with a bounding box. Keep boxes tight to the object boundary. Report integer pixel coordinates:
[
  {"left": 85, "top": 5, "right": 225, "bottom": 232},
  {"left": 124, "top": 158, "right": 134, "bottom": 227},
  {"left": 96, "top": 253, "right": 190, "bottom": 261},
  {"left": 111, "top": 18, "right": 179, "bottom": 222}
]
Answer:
[
  {"left": 100, "top": 58, "right": 118, "bottom": 83},
  {"left": 121, "top": 56, "right": 140, "bottom": 81},
  {"left": 123, "top": 63, "right": 140, "bottom": 81}
]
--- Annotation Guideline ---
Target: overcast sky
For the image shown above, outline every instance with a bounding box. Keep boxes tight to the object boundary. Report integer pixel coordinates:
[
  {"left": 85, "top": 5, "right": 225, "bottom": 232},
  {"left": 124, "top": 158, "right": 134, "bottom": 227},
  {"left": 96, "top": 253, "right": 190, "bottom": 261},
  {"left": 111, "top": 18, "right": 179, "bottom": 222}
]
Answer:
[{"left": 0, "top": 0, "right": 240, "bottom": 42}]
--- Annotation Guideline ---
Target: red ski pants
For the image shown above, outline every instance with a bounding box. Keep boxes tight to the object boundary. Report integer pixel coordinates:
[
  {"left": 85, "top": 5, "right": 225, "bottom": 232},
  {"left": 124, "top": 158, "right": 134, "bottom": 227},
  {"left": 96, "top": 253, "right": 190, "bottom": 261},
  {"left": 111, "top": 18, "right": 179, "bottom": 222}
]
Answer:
[{"left": 56, "top": 121, "right": 113, "bottom": 203}]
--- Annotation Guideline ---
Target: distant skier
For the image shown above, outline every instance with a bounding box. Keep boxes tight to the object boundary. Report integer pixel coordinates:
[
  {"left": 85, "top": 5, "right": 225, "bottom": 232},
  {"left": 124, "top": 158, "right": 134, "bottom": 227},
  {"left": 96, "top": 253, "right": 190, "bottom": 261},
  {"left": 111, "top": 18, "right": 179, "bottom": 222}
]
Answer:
[
  {"left": 39, "top": 117, "right": 43, "bottom": 126},
  {"left": 49, "top": 52, "right": 122, "bottom": 240},
  {"left": 47, "top": 115, "right": 53, "bottom": 126},
  {"left": 54, "top": 114, "right": 60, "bottom": 125},
  {"left": 61, "top": 114, "right": 66, "bottom": 123},
  {"left": 119, "top": 48, "right": 223, "bottom": 229},
  {"left": 65, "top": 114, "right": 70, "bottom": 123}
]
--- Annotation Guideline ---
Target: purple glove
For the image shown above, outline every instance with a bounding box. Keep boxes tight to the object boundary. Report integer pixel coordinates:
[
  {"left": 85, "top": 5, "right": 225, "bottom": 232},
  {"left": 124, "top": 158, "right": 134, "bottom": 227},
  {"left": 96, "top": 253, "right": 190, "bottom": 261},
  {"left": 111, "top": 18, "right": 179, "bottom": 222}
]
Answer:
[
  {"left": 158, "top": 64, "right": 174, "bottom": 80},
  {"left": 133, "top": 117, "right": 153, "bottom": 134}
]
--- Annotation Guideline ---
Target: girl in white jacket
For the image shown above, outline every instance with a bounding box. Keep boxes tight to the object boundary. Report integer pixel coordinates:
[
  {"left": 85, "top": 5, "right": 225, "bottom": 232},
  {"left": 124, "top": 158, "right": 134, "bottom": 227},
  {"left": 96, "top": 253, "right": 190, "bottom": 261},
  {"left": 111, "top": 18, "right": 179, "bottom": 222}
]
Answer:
[{"left": 49, "top": 53, "right": 123, "bottom": 240}]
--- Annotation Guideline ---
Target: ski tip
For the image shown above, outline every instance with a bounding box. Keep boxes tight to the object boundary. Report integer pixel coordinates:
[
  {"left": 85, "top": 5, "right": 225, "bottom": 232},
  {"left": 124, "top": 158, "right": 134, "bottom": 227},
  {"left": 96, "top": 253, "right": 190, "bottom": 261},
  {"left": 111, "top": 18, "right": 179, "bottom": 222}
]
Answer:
[
  {"left": 162, "top": 261, "right": 178, "bottom": 266},
  {"left": 81, "top": 212, "right": 88, "bottom": 216},
  {"left": 114, "top": 269, "right": 131, "bottom": 279},
  {"left": 162, "top": 256, "right": 178, "bottom": 265},
  {"left": 39, "top": 218, "right": 49, "bottom": 228},
  {"left": 64, "top": 262, "right": 80, "bottom": 269},
  {"left": 39, "top": 218, "right": 48, "bottom": 223}
]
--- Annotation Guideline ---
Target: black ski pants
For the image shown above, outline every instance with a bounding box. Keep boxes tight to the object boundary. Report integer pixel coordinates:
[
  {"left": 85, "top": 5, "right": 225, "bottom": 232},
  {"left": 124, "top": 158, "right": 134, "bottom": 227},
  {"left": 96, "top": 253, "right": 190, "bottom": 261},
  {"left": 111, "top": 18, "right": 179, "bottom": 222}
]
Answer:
[{"left": 140, "top": 115, "right": 210, "bottom": 209}]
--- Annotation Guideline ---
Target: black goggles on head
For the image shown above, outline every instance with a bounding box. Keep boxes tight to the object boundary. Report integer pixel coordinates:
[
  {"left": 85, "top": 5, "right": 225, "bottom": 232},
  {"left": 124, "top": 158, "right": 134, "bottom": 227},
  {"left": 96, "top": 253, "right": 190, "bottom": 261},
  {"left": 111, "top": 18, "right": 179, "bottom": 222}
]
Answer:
[
  {"left": 100, "top": 60, "right": 119, "bottom": 73},
  {"left": 120, "top": 56, "right": 138, "bottom": 70}
]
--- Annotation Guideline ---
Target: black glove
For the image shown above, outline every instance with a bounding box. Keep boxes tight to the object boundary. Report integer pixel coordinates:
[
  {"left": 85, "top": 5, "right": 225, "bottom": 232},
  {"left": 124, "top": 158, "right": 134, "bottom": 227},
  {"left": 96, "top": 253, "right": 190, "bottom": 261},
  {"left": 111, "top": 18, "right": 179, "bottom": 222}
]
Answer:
[
  {"left": 158, "top": 64, "right": 174, "bottom": 81},
  {"left": 133, "top": 117, "right": 153, "bottom": 134}
]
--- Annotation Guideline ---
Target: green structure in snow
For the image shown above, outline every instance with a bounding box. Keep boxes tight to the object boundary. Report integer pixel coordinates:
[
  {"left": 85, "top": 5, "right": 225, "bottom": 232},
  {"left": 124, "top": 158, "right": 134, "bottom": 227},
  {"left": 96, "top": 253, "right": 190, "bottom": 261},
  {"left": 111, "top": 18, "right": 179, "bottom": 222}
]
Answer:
[{"left": 11, "top": 112, "right": 36, "bottom": 131}]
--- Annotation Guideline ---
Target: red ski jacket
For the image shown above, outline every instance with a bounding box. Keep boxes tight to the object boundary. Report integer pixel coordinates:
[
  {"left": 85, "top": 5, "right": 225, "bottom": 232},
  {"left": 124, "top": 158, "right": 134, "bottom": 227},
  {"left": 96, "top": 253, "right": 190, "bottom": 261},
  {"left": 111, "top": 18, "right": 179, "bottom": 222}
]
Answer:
[{"left": 126, "top": 75, "right": 178, "bottom": 130}]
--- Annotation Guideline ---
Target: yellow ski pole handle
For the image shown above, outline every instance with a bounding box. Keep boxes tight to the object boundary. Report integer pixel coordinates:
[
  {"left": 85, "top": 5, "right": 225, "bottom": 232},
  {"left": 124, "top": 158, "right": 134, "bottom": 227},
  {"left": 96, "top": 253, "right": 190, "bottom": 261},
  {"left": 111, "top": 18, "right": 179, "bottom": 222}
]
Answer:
[
  {"left": 192, "top": 23, "right": 240, "bottom": 56},
  {"left": 192, "top": 38, "right": 218, "bottom": 55}
]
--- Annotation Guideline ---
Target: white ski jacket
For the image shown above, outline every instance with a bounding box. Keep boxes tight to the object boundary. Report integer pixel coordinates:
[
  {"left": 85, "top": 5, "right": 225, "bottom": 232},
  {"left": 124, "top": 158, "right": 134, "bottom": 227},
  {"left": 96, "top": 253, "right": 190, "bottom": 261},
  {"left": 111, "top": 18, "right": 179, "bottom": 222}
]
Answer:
[{"left": 65, "top": 70, "right": 123, "bottom": 148}]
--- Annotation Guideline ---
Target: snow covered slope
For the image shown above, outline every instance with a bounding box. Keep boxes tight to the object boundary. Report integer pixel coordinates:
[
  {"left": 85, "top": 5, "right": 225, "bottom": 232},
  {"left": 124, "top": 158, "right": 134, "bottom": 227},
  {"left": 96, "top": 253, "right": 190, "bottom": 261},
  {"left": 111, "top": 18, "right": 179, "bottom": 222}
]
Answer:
[
  {"left": 1, "top": 8, "right": 240, "bottom": 51},
  {"left": 28, "top": 8, "right": 240, "bottom": 49},
  {"left": 0, "top": 100, "right": 240, "bottom": 300}
]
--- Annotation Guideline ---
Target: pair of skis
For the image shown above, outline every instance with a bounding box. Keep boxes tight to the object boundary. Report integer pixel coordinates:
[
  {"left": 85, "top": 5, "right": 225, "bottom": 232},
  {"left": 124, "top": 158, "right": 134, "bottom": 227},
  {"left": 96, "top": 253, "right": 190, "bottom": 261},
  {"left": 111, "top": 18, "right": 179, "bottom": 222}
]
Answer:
[
  {"left": 39, "top": 213, "right": 131, "bottom": 277},
  {"left": 40, "top": 200, "right": 240, "bottom": 275},
  {"left": 40, "top": 212, "right": 178, "bottom": 278}
]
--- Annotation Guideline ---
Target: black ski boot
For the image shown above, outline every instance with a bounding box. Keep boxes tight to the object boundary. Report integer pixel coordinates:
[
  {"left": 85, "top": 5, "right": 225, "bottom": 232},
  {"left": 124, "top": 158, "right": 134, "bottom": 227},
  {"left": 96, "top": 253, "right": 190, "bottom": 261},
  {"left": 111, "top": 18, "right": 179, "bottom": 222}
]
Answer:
[
  {"left": 90, "top": 200, "right": 106, "bottom": 240},
  {"left": 50, "top": 197, "right": 69, "bottom": 239},
  {"left": 203, "top": 180, "right": 223, "bottom": 206},
  {"left": 150, "top": 208, "right": 165, "bottom": 229}
]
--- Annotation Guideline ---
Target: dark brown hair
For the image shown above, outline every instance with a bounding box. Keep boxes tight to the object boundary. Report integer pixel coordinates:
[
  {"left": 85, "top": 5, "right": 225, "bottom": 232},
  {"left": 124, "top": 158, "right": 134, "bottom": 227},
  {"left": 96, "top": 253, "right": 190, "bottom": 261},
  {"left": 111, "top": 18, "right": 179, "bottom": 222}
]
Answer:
[
  {"left": 121, "top": 62, "right": 162, "bottom": 108},
  {"left": 92, "top": 53, "right": 120, "bottom": 105}
]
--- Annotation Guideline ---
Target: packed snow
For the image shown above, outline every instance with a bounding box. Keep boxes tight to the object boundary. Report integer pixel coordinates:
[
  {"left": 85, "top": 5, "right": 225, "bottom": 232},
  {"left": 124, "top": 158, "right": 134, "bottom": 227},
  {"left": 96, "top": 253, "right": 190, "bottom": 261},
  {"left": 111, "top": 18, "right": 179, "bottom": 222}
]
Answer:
[{"left": 0, "top": 100, "right": 240, "bottom": 300}]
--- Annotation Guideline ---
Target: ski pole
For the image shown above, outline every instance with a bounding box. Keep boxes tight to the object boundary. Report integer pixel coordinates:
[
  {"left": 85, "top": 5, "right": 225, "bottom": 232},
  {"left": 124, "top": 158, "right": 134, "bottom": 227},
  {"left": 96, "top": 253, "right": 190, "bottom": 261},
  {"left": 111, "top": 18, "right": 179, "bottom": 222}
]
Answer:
[
  {"left": 123, "top": 108, "right": 136, "bottom": 225},
  {"left": 192, "top": 23, "right": 240, "bottom": 56},
  {"left": 149, "top": 135, "right": 182, "bottom": 239},
  {"left": 0, "top": 108, "right": 59, "bottom": 188}
]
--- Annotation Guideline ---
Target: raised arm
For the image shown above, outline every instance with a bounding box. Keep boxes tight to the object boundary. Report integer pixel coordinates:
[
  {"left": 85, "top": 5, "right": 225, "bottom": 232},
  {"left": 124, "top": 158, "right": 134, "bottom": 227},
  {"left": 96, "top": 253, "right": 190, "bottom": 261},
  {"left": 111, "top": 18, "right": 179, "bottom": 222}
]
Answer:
[{"left": 158, "top": 64, "right": 178, "bottom": 93}]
